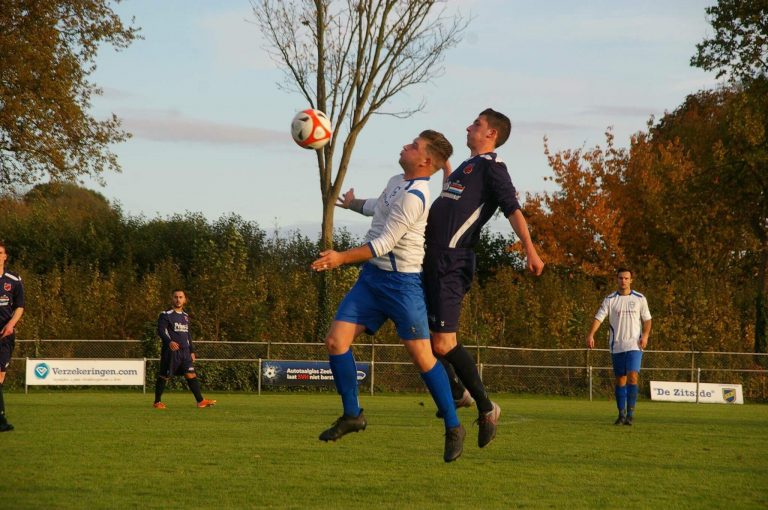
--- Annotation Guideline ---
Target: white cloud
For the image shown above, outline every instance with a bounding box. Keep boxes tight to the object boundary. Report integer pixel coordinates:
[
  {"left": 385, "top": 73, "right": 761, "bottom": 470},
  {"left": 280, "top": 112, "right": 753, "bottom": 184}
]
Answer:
[{"left": 120, "top": 109, "right": 290, "bottom": 146}]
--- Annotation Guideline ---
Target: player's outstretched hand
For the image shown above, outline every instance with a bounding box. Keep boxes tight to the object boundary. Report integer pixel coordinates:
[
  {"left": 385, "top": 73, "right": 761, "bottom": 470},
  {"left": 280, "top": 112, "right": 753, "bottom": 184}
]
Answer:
[
  {"left": 311, "top": 250, "right": 342, "bottom": 272},
  {"left": 336, "top": 188, "right": 355, "bottom": 209}
]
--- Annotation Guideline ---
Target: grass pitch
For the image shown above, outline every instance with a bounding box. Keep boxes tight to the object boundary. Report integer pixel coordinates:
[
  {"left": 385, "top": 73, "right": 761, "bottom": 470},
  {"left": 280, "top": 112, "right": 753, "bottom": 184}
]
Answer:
[{"left": 1, "top": 392, "right": 766, "bottom": 509}]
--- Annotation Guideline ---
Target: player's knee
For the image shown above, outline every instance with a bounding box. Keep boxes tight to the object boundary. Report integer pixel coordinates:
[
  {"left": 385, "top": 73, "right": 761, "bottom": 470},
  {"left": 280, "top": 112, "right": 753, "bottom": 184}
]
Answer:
[
  {"left": 324, "top": 335, "right": 345, "bottom": 354},
  {"left": 185, "top": 373, "right": 196, "bottom": 380},
  {"left": 431, "top": 337, "right": 454, "bottom": 356}
]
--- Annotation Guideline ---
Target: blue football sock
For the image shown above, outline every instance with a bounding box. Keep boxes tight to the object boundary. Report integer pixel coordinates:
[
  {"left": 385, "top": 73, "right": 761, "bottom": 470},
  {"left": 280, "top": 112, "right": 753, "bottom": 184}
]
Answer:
[
  {"left": 615, "top": 385, "right": 627, "bottom": 415},
  {"left": 627, "top": 384, "right": 638, "bottom": 417},
  {"left": 421, "top": 362, "right": 460, "bottom": 429},
  {"left": 329, "top": 350, "right": 360, "bottom": 417}
]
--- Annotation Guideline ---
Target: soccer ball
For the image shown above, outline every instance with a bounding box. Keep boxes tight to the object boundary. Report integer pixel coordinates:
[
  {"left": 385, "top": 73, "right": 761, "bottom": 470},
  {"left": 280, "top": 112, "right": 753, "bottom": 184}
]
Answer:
[{"left": 291, "top": 109, "right": 332, "bottom": 150}]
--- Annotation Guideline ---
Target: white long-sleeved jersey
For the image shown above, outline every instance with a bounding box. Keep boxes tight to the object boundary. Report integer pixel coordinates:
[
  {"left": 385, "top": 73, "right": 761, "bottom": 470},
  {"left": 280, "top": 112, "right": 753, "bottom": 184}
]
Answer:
[
  {"left": 357, "top": 174, "right": 431, "bottom": 273},
  {"left": 594, "top": 290, "right": 652, "bottom": 354}
]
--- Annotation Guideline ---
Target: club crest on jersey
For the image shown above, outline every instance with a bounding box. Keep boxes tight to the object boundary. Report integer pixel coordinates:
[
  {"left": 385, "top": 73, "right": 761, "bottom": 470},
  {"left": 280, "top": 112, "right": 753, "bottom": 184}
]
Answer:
[
  {"left": 440, "top": 181, "right": 464, "bottom": 201},
  {"left": 3, "top": 283, "right": 10, "bottom": 292},
  {"left": 463, "top": 164, "right": 474, "bottom": 175}
]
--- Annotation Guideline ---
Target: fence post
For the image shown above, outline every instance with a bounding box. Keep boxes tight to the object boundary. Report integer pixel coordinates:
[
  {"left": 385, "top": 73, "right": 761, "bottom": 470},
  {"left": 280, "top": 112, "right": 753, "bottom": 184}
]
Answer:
[
  {"left": 25, "top": 357, "right": 28, "bottom": 395},
  {"left": 370, "top": 342, "right": 375, "bottom": 396},
  {"left": 691, "top": 350, "right": 695, "bottom": 382},
  {"left": 143, "top": 357, "right": 146, "bottom": 394},
  {"left": 696, "top": 367, "right": 701, "bottom": 404},
  {"left": 258, "top": 358, "right": 262, "bottom": 396},
  {"left": 588, "top": 365, "right": 593, "bottom": 402}
]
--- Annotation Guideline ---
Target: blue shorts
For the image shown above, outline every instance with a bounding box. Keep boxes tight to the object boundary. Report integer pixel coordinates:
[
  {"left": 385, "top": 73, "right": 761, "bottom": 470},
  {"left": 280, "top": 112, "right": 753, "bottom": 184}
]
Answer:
[
  {"left": 423, "top": 247, "right": 475, "bottom": 333},
  {"left": 335, "top": 263, "right": 429, "bottom": 340},
  {"left": 611, "top": 350, "right": 643, "bottom": 377},
  {"left": 0, "top": 333, "right": 15, "bottom": 372}
]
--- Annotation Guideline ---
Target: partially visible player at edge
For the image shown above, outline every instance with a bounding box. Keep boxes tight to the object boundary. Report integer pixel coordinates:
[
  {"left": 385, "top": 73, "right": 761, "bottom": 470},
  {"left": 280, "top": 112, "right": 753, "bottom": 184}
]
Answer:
[
  {"left": 0, "top": 242, "right": 24, "bottom": 432},
  {"left": 312, "top": 130, "right": 466, "bottom": 462},
  {"left": 424, "top": 108, "right": 544, "bottom": 448},
  {"left": 586, "top": 268, "right": 652, "bottom": 425},
  {"left": 153, "top": 289, "right": 216, "bottom": 409}
]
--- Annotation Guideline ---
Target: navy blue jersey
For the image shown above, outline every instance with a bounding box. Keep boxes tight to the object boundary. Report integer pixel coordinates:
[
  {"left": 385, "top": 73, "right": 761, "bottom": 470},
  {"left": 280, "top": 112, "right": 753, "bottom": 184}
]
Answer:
[
  {"left": 157, "top": 309, "right": 194, "bottom": 352},
  {"left": 0, "top": 271, "right": 24, "bottom": 327},
  {"left": 425, "top": 153, "right": 521, "bottom": 249}
]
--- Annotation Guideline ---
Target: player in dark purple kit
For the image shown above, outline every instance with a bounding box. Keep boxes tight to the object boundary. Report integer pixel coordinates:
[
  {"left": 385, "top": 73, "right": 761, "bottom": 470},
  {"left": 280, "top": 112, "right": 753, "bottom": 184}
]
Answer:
[
  {"left": 153, "top": 289, "right": 216, "bottom": 409},
  {"left": 425, "top": 109, "right": 544, "bottom": 448},
  {"left": 0, "top": 242, "right": 24, "bottom": 432}
]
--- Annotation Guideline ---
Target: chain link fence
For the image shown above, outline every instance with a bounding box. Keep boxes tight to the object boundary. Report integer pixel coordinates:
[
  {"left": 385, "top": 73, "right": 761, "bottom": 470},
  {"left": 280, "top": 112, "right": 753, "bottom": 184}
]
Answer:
[{"left": 8, "top": 340, "right": 768, "bottom": 401}]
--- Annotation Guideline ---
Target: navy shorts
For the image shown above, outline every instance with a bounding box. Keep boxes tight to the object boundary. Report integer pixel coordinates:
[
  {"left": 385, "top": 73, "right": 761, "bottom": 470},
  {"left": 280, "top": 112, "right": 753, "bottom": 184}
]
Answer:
[
  {"left": 423, "top": 247, "right": 475, "bottom": 333},
  {"left": 611, "top": 350, "right": 643, "bottom": 377},
  {"left": 334, "top": 263, "right": 430, "bottom": 340},
  {"left": 159, "top": 349, "right": 196, "bottom": 377},
  {"left": 0, "top": 334, "right": 15, "bottom": 372}
]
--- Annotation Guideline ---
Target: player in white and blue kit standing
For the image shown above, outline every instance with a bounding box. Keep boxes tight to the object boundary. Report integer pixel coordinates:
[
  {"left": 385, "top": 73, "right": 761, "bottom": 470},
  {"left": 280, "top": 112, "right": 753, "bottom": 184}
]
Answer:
[
  {"left": 587, "top": 268, "right": 652, "bottom": 425},
  {"left": 311, "top": 130, "right": 466, "bottom": 462}
]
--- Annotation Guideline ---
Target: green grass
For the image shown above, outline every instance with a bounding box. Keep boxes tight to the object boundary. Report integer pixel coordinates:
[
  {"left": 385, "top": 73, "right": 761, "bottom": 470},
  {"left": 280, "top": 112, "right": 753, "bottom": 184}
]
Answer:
[{"left": 1, "top": 392, "right": 766, "bottom": 509}]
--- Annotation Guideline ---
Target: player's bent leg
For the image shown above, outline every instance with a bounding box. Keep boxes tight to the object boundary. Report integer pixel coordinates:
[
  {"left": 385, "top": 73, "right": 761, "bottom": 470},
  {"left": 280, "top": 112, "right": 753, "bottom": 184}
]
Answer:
[
  {"left": 0, "top": 379, "right": 12, "bottom": 432},
  {"left": 626, "top": 365, "right": 641, "bottom": 425},
  {"left": 320, "top": 321, "right": 367, "bottom": 442},
  {"left": 404, "top": 339, "right": 465, "bottom": 462}
]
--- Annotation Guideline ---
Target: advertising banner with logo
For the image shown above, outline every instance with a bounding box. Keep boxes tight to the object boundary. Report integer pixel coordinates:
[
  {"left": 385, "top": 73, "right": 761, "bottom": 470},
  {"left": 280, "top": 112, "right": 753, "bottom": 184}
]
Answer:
[
  {"left": 26, "top": 359, "right": 145, "bottom": 387},
  {"left": 261, "top": 360, "right": 369, "bottom": 387},
  {"left": 650, "top": 381, "right": 744, "bottom": 404}
]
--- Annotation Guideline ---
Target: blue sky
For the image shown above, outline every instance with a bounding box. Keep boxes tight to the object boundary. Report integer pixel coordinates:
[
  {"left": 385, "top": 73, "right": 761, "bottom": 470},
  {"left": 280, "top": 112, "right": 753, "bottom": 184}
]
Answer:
[{"left": 89, "top": 0, "right": 718, "bottom": 237}]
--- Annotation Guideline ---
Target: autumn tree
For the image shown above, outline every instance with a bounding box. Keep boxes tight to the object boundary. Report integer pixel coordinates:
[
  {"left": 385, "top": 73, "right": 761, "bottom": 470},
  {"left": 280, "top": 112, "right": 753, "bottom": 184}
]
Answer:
[
  {"left": 250, "top": 0, "right": 468, "bottom": 337},
  {"left": 0, "top": 0, "right": 140, "bottom": 192},
  {"left": 523, "top": 131, "right": 627, "bottom": 276},
  {"left": 691, "top": 0, "right": 768, "bottom": 353},
  {"left": 691, "top": 0, "right": 767, "bottom": 82}
]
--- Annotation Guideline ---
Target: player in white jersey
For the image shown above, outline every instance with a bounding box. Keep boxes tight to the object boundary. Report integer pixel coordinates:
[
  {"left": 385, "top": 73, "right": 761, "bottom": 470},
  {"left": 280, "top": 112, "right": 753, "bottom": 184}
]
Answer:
[
  {"left": 587, "top": 268, "right": 652, "bottom": 425},
  {"left": 311, "top": 130, "right": 467, "bottom": 462}
]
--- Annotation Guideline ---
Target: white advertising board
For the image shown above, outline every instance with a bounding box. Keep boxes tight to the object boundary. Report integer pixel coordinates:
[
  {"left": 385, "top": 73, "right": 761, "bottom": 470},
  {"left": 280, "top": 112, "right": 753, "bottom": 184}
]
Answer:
[
  {"left": 650, "top": 380, "right": 743, "bottom": 404},
  {"left": 26, "top": 359, "right": 145, "bottom": 386}
]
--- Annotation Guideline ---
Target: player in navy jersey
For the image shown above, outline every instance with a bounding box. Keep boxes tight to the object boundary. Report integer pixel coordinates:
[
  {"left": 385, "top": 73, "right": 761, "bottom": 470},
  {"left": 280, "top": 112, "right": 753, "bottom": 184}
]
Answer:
[
  {"left": 0, "top": 243, "right": 24, "bottom": 432},
  {"left": 153, "top": 289, "right": 216, "bottom": 409},
  {"left": 311, "top": 130, "right": 466, "bottom": 462},
  {"left": 425, "top": 108, "right": 544, "bottom": 448},
  {"left": 587, "top": 268, "right": 652, "bottom": 425}
]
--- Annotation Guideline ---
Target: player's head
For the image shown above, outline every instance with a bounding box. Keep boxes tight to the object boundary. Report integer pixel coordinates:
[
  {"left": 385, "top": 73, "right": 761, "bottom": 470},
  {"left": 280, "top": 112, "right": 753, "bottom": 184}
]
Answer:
[
  {"left": 419, "top": 129, "right": 453, "bottom": 171},
  {"left": 616, "top": 268, "right": 633, "bottom": 292},
  {"left": 467, "top": 108, "right": 511, "bottom": 151},
  {"left": 171, "top": 289, "right": 187, "bottom": 309},
  {"left": 399, "top": 130, "right": 452, "bottom": 175}
]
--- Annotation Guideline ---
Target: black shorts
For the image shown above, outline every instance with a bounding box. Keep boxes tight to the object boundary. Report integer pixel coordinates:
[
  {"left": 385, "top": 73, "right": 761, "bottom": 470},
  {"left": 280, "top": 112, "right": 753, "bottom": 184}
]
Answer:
[
  {"left": 159, "top": 349, "right": 196, "bottom": 378},
  {"left": 423, "top": 247, "right": 475, "bottom": 333},
  {"left": 0, "top": 334, "right": 15, "bottom": 372}
]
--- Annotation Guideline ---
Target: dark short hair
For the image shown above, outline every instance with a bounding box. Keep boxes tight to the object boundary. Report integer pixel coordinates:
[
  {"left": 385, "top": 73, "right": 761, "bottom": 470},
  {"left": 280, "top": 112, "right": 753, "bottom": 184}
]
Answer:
[
  {"left": 616, "top": 267, "right": 633, "bottom": 277},
  {"left": 480, "top": 108, "right": 511, "bottom": 148},
  {"left": 419, "top": 129, "right": 453, "bottom": 169},
  {"left": 171, "top": 289, "right": 186, "bottom": 296}
]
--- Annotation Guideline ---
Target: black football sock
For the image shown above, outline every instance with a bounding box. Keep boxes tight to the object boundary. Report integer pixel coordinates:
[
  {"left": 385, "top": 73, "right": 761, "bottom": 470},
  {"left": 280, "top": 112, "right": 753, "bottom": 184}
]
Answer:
[
  {"left": 186, "top": 377, "right": 203, "bottom": 402},
  {"left": 0, "top": 383, "right": 6, "bottom": 424},
  {"left": 436, "top": 355, "right": 467, "bottom": 400},
  {"left": 444, "top": 343, "right": 493, "bottom": 414},
  {"left": 154, "top": 377, "right": 166, "bottom": 403}
]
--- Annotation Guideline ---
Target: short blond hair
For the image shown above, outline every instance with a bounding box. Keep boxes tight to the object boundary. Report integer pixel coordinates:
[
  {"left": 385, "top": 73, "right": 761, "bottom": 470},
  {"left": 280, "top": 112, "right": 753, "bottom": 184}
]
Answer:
[{"left": 419, "top": 130, "right": 453, "bottom": 169}]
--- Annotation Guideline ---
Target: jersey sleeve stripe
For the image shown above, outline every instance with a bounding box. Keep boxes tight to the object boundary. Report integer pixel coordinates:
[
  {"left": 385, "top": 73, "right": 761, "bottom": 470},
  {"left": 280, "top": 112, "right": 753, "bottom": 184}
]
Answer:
[{"left": 407, "top": 189, "right": 426, "bottom": 210}]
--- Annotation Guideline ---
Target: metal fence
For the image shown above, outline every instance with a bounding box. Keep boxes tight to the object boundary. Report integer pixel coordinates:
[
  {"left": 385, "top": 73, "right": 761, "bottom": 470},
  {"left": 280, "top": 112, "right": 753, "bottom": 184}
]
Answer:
[{"left": 8, "top": 340, "right": 768, "bottom": 401}]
